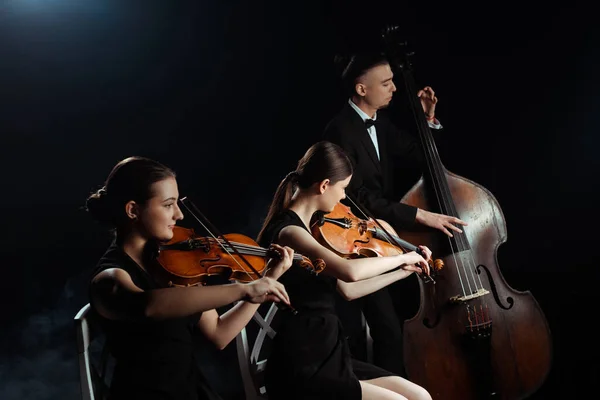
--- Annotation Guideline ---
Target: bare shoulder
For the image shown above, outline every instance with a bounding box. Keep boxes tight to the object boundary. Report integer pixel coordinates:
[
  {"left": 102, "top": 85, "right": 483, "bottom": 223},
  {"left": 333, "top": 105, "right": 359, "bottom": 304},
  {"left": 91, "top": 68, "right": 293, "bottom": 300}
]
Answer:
[
  {"left": 278, "top": 224, "right": 327, "bottom": 260},
  {"left": 278, "top": 224, "right": 310, "bottom": 245},
  {"left": 92, "top": 267, "right": 129, "bottom": 285},
  {"left": 91, "top": 268, "right": 142, "bottom": 294}
]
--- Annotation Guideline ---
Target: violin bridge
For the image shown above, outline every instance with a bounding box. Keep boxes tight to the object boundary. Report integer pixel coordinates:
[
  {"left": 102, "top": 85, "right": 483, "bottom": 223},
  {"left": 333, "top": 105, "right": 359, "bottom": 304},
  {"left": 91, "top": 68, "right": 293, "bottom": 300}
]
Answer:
[{"left": 449, "top": 288, "right": 490, "bottom": 304}]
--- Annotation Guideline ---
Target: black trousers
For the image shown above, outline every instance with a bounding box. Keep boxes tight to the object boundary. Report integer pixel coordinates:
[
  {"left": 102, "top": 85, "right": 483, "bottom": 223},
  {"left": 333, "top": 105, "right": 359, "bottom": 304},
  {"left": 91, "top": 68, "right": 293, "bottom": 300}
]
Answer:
[{"left": 359, "top": 286, "right": 406, "bottom": 377}]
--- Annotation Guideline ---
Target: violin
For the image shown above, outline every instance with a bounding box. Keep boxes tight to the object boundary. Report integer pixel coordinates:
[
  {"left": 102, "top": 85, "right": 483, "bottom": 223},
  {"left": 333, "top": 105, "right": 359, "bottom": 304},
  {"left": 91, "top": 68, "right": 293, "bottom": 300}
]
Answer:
[
  {"left": 310, "top": 201, "right": 444, "bottom": 281},
  {"left": 151, "top": 226, "right": 326, "bottom": 288}
]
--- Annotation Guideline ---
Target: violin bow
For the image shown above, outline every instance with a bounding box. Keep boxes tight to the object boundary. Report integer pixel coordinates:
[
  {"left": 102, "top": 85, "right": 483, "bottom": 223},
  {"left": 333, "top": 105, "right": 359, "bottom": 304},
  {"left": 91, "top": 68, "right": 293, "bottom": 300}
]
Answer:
[
  {"left": 344, "top": 195, "right": 435, "bottom": 283},
  {"left": 178, "top": 197, "right": 264, "bottom": 280},
  {"left": 179, "top": 197, "right": 299, "bottom": 314}
]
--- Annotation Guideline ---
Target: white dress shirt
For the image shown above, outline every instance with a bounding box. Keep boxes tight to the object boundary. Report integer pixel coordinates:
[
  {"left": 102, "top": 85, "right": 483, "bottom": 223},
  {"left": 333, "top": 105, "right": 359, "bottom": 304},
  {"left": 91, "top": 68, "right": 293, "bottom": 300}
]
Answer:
[{"left": 348, "top": 99, "right": 442, "bottom": 160}]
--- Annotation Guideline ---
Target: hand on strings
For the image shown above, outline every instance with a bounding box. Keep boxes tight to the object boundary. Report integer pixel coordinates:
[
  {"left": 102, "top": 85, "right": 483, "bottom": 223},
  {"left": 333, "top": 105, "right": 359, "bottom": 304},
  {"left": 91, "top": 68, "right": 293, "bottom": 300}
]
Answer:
[
  {"left": 244, "top": 277, "right": 291, "bottom": 306},
  {"left": 416, "top": 208, "right": 468, "bottom": 237},
  {"left": 417, "top": 86, "right": 438, "bottom": 120},
  {"left": 401, "top": 245, "right": 432, "bottom": 276},
  {"left": 264, "top": 244, "right": 295, "bottom": 280}
]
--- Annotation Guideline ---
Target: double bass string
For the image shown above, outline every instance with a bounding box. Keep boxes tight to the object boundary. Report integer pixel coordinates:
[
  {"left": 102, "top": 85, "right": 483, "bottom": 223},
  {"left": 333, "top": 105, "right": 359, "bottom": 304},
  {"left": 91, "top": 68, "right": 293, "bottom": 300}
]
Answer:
[
  {"left": 380, "top": 37, "right": 552, "bottom": 398},
  {"left": 403, "top": 66, "right": 491, "bottom": 331},
  {"left": 401, "top": 61, "right": 486, "bottom": 303},
  {"left": 384, "top": 35, "right": 484, "bottom": 301}
]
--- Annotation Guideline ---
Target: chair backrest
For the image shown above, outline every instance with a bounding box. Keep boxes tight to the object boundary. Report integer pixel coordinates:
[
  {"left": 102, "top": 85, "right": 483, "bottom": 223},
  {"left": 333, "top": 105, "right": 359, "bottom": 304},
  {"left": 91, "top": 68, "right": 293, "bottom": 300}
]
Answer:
[
  {"left": 235, "top": 303, "right": 373, "bottom": 400},
  {"left": 236, "top": 302, "right": 279, "bottom": 400},
  {"left": 74, "top": 303, "right": 113, "bottom": 400}
]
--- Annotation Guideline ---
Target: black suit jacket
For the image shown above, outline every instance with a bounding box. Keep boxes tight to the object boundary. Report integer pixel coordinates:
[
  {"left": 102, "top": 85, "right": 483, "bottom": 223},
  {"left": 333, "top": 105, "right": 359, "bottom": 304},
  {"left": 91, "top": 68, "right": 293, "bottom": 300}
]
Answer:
[{"left": 323, "top": 102, "right": 429, "bottom": 230}]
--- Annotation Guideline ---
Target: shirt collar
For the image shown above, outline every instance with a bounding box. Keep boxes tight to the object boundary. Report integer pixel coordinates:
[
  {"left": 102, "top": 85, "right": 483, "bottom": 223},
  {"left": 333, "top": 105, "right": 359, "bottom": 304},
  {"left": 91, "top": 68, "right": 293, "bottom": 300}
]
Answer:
[{"left": 348, "top": 99, "right": 377, "bottom": 122}]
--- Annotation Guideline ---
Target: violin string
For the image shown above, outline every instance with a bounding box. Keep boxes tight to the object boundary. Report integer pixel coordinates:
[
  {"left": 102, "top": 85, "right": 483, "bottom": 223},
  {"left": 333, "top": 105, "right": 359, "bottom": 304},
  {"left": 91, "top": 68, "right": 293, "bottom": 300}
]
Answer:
[
  {"left": 345, "top": 196, "right": 445, "bottom": 283},
  {"left": 371, "top": 226, "right": 418, "bottom": 252},
  {"left": 190, "top": 237, "right": 306, "bottom": 265},
  {"left": 179, "top": 198, "right": 256, "bottom": 280},
  {"left": 216, "top": 241, "right": 305, "bottom": 262},
  {"left": 212, "top": 240, "right": 307, "bottom": 268},
  {"left": 345, "top": 197, "right": 402, "bottom": 257}
]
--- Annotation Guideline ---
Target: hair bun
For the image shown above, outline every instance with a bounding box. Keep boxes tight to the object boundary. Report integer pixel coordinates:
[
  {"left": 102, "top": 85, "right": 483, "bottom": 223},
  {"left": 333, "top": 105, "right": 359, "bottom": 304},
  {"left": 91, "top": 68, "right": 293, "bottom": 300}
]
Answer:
[{"left": 85, "top": 187, "right": 114, "bottom": 226}]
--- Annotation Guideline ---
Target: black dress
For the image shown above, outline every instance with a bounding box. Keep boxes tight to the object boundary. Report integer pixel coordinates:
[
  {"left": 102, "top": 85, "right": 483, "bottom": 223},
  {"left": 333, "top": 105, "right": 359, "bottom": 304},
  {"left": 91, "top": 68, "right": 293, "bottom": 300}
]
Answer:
[
  {"left": 89, "top": 240, "right": 222, "bottom": 400},
  {"left": 259, "top": 210, "right": 395, "bottom": 400}
]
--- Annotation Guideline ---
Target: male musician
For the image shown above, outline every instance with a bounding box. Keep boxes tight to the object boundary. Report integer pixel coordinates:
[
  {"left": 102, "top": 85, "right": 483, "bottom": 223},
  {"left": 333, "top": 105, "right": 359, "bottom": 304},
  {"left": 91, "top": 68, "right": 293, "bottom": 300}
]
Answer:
[{"left": 322, "top": 50, "right": 467, "bottom": 377}]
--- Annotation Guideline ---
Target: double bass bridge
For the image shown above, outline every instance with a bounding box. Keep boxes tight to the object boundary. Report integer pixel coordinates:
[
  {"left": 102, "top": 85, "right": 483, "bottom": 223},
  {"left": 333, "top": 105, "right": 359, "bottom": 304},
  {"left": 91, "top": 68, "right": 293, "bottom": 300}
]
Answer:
[{"left": 449, "top": 288, "right": 490, "bottom": 304}]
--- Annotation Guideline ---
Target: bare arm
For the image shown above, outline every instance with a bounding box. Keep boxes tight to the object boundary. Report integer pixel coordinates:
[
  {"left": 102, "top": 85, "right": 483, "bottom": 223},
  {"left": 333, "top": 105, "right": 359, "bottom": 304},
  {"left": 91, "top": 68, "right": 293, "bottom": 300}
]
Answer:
[
  {"left": 195, "top": 245, "right": 295, "bottom": 350},
  {"left": 196, "top": 302, "right": 261, "bottom": 350},
  {"left": 277, "top": 225, "right": 430, "bottom": 282},
  {"left": 336, "top": 267, "right": 417, "bottom": 301},
  {"left": 90, "top": 267, "right": 289, "bottom": 322}
]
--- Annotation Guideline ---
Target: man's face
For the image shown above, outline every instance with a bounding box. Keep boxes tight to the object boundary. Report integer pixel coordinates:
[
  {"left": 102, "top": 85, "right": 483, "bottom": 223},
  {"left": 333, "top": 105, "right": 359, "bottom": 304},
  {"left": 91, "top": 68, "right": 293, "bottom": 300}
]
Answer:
[{"left": 356, "top": 62, "right": 397, "bottom": 110}]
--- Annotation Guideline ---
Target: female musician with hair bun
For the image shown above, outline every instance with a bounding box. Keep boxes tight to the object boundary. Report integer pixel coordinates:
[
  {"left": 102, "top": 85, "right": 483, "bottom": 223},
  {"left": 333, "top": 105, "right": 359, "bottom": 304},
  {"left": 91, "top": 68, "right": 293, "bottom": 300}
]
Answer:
[{"left": 86, "top": 156, "right": 293, "bottom": 400}]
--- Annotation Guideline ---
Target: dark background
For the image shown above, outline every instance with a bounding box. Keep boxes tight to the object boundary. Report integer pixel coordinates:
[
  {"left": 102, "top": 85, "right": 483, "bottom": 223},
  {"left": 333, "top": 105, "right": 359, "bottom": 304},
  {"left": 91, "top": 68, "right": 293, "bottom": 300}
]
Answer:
[{"left": 0, "top": 0, "right": 597, "bottom": 399}]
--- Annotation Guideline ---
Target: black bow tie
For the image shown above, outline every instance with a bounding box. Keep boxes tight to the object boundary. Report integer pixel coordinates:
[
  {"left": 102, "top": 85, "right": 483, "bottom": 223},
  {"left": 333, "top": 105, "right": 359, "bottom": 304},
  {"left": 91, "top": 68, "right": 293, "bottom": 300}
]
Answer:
[{"left": 365, "top": 119, "right": 378, "bottom": 128}]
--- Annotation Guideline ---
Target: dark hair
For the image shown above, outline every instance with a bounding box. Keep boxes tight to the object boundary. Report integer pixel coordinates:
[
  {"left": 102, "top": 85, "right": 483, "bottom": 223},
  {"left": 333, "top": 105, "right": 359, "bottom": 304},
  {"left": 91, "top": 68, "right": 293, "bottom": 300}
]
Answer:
[
  {"left": 257, "top": 141, "right": 353, "bottom": 243},
  {"left": 86, "top": 156, "right": 176, "bottom": 228},
  {"left": 336, "top": 51, "right": 389, "bottom": 97}
]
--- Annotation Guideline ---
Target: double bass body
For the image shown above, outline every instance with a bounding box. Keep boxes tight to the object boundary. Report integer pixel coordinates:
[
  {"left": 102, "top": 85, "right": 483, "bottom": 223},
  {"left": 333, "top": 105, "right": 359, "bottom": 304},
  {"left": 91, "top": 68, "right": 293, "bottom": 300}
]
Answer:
[{"left": 399, "top": 172, "right": 553, "bottom": 400}]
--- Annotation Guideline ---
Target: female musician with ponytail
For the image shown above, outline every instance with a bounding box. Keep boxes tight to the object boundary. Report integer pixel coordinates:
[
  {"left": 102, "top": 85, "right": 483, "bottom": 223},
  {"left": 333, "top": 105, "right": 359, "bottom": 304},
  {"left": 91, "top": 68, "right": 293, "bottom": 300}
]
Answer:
[
  {"left": 85, "top": 156, "right": 294, "bottom": 400},
  {"left": 256, "top": 141, "right": 433, "bottom": 400}
]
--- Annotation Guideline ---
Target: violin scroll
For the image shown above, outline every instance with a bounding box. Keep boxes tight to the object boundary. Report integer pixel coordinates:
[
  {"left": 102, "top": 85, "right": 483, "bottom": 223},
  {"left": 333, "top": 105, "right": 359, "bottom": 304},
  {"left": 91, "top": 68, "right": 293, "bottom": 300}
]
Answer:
[
  {"left": 265, "top": 245, "right": 326, "bottom": 276},
  {"left": 298, "top": 255, "right": 326, "bottom": 275}
]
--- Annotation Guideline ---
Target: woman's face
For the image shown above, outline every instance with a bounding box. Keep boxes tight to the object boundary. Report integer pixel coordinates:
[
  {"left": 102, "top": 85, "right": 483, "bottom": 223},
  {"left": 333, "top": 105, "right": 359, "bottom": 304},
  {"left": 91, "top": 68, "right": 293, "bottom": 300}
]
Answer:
[
  {"left": 322, "top": 175, "right": 352, "bottom": 212},
  {"left": 136, "top": 177, "right": 184, "bottom": 242}
]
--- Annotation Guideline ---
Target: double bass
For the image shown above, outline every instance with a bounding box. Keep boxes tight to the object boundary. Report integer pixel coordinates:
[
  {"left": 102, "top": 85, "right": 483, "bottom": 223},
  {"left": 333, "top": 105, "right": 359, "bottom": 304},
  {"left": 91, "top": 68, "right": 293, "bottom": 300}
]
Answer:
[{"left": 381, "top": 28, "right": 553, "bottom": 399}]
